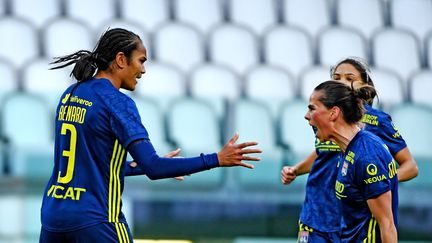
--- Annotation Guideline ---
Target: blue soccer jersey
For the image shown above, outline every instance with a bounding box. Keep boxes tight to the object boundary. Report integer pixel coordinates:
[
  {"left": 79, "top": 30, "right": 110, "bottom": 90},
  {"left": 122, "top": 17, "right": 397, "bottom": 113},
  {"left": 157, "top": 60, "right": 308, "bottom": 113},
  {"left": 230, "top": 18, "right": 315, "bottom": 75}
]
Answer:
[
  {"left": 362, "top": 104, "right": 407, "bottom": 156},
  {"left": 298, "top": 105, "right": 406, "bottom": 234},
  {"left": 335, "top": 130, "right": 398, "bottom": 243},
  {"left": 299, "top": 138, "right": 341, "bottom": 233},
  {"left": 41, "top": 78, "right": 149, "bottom": 232}
]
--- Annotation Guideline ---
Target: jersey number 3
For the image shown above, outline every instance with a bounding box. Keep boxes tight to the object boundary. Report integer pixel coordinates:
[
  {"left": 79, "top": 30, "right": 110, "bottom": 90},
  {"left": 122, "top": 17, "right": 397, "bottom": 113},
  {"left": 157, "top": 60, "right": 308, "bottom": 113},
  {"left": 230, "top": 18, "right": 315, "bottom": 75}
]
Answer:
[{"left": 57, "top": 123, "right": 77, "bottom": 184}]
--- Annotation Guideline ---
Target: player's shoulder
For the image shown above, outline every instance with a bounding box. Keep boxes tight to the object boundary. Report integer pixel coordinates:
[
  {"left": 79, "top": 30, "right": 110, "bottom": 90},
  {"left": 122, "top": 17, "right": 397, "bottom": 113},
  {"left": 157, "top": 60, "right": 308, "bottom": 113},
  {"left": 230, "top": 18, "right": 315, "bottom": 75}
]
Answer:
[
  {"left": 353, "top": 130, "right": 383, "bottom": 154},
  {"left": 365, "top": 104, "right": 392, "bottom": 124}
]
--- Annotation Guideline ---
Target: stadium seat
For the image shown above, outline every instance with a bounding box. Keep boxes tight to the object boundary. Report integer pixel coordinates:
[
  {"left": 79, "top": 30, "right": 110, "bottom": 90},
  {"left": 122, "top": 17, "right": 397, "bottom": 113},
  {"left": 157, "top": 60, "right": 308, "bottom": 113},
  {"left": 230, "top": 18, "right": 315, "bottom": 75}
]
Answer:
[
  {"left": 390, "top": 103, "right": 432, "bottom": 162},
  {"left": 0, "top": 195, "right": 24, "bottom": 237},
  {"left": 336, "top": 0, "right": 385, "bottom": 40},
  {"left": 0, "top": 92, "right": 53, "bottom": 180},
  {"left": 244, "top": 65, "right": 296, "bottom": 116},
  {"left": 318, "top": 27, "right": 368, "bottom": 67},
  {"left": 230, "top": 99, "right": 290, "bottom": 189},
  {"left": 228, "top": 0, "right": 278, "bottom": 35},
  {"left": 426, "top": 32, "right": 432, "bottom": 68},
  {"left": 298, "top": 65, "right": 330, "bottom": 101},
  {"left": 0, "top": 17, "right": 39, "bottom": 69},
  {"left": 372, "top": 28, "right": 422, "bottom": 83},
  {"left": 370, "top": 67, "right": 406, "bottom": 110},
  {"left": 165, "top": 97, "right": 223, "bottom": 188},
  {"left": 279, "top": 99, "right": 316, "bottom": 164},
  {"left": 24, "top": 195, "right": 43, "bottom": 238},
  {"left": 120, "top": 0, "right": 170, "bottom": 33},
  {"left": 153, "top": 22, "right": 204, "bottom": 73},
  {"left": 22, "top": 58, "right": 73, "bottom": 110},
  {"left": 64, "top": 0, "right": 116, "bottom": 31},
  {"left": 0, "top": 59, "right": 18, "bottom": 101},
  {"left": 97, "top": 19, "right": 151, "bottom": 57},
  {"left": 173, "top": 0, "right": 223, "bottom": 34},
  {"left": 0, "top": 0, "right": 5, "bottom": 16},
  {"left": 390, "top": 0, "right": 432, "bottom": 42},
  {"left": 391, "top": 102, "right": 432, "bottom": 188},
  {"left": 232, "top": 99, "right": 277, "bottom": 151},
  {"left": 42, "top": 17, "right": 94, "bottom": 59},
  {"left": 134, "top": 61, "right": 186, "bottom": 112},
  {"left": 403, "top": 157, "right": 432, "bottom": 187},
  {"left": 282, "top": 0, "right": 331, "bottom": 38},
  {"left": 0, "top": 143, "right": 3, "bottom": 175},
  {"left": 10, "top": 0, "right": 61, "bottom": 28},
  {"left": 208, "top": 24, "right": 259, "bottom": 75},
  {"left": 1, "top": 93, "right": 52, "bottom": 148},
  {"left": 167, "top": 98, "right": 221, "bottom": 152},
  {"left": 234, "top": 148, "right": 284, "bottom": 189},
  {"left": 134, "top": 96, "right": 172, "bottom": 155},
  {"left": 263, "top": 26, "right": 314, "bottom": 78},
  {"left": 189, "top": 63, "right": 241, "bottom": 117},
  {"left": 409, "top": 70, "right": 432, "bottom": 108}
]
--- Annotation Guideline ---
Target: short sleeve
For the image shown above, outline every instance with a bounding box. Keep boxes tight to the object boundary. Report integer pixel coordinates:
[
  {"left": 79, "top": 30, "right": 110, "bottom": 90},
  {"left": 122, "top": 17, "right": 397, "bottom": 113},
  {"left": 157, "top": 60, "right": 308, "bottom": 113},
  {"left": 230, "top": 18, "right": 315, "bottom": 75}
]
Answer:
[
  {"left": 355, "top": 150, "right": 391, "bottom": 200},
  {"left": 105, "top": 92, "right": 149, "bottom": 148},
  {"left": 371, "top": 113, "right": 407, "bottom": 156}
]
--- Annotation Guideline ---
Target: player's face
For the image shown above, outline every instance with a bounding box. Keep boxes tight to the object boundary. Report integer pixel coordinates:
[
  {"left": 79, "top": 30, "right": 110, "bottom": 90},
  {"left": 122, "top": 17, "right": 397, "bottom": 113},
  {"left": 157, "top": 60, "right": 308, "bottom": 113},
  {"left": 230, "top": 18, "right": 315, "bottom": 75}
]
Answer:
[
  {"left": 121, "top": 42, "right": 147, "bottom": 91},
  {"left": 332, "top": 63, "right": 364, "bottom": 89},
  {"left": 305, "top": 90, "right": 333, "bottom": 141}
]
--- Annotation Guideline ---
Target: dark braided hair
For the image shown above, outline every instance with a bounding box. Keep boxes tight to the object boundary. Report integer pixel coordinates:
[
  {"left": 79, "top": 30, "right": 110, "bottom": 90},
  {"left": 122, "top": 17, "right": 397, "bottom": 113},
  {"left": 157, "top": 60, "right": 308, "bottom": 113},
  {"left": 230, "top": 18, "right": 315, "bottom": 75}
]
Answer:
[
  {"left": 314, "top": 80, "right": 376, "bottom": 124},
  {"left": 330, "top": 57, "right": 378, "bottom": 105},
  {"left": 50, "top": 28, "right": 142, "bottom": 82}
]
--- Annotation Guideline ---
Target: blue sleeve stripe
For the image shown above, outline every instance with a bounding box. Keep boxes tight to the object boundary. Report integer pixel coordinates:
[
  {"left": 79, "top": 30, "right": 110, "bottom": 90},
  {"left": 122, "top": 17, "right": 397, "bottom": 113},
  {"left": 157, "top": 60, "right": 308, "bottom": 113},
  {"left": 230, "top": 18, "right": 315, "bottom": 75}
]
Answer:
[{"left": 108, "top": 140, "right": 126, "bottom": 223}]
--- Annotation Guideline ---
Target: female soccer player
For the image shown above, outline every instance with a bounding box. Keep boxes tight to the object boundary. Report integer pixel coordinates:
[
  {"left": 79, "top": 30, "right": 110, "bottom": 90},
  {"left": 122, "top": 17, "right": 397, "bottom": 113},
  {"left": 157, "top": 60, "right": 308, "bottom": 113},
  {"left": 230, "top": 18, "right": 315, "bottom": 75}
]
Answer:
[
  {"left": 39, "top": 28, "right": 261, "bottom": 243},
  {"left": 307, "top": 80, "right": 398, "bottom": 242},
  {"left": 281, "top": 57, "right": 417, "bottom": 242}
]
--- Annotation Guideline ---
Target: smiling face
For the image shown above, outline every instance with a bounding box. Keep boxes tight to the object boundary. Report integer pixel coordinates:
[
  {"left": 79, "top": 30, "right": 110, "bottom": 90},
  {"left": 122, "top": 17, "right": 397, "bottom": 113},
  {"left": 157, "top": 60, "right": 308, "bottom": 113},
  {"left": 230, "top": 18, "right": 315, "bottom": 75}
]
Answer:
[
  {"left": 331, "top": 63, "right": 365, "bottom": 89},
  {"left": 120, "top": 41, "right": 147, "bottom": 91},
  {"left": 304, "top": 90, "right": 334, "bottom": 141}
]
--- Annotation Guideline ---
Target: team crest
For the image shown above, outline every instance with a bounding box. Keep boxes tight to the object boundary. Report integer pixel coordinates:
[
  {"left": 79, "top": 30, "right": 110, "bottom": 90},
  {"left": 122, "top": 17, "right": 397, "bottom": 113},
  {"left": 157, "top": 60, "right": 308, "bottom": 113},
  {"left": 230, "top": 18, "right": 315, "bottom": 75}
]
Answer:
[
  {"left": 341, "top": 161, "right": 348, "bottom": 176},
  {"left": 298, "top": 231, "right": 309, "bottom": 243}
]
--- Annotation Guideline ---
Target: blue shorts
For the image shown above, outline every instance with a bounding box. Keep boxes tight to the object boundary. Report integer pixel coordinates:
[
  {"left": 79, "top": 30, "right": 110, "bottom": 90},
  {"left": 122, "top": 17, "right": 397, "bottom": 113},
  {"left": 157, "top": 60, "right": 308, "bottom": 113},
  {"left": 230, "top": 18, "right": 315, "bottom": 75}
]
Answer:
[
  {"left": 40, "top": 222, "right": 132, "bottom": 243},
  {"left": 298, "top": 221, "right": 341, "bottom": 243}
]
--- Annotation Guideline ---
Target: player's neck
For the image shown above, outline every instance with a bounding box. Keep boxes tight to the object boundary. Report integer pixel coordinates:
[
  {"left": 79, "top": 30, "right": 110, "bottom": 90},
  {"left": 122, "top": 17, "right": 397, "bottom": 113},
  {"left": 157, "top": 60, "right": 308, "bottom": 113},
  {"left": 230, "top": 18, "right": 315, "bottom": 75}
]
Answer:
[
  {"left": 94, "top": 71, "right": 121, "bottom": 89},
  {"left": 331, "top": 124, "right": 361, "bottom": 152}
]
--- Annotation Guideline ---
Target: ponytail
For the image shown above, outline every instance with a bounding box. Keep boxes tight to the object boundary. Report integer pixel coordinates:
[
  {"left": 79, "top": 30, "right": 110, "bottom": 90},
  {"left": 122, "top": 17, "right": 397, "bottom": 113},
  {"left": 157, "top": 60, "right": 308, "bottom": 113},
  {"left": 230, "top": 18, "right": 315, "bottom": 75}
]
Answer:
[
  {"left": 49, "top": 28, "right": 141, "bottom": 82},
  {"left": 50, "top": 50, "right": 97, "bottom": 82}
]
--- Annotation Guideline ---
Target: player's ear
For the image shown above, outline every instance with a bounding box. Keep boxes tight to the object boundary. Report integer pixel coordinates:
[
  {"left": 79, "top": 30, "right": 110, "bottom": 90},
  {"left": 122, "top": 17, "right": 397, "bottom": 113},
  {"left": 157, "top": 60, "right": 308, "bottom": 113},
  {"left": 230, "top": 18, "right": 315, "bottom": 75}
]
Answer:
[
  {"left": 114, "top": 52, "right": 127, "bottom": 69},
  {"left": 329, "top": 106, "right": 340, "bottom": 121}
]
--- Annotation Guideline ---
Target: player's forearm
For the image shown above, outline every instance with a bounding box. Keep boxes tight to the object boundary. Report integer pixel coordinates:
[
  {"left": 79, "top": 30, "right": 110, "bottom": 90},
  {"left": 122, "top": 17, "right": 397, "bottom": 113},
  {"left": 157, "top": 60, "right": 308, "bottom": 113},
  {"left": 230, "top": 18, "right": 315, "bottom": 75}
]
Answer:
[
  {"left": 379, "top": 223, "right": 397, "bottom": 243},
  {"left": 294, "top": 151, "right": 317, "bottom": 175},
  {"left": 394, "top": 148, "right": 418, "bottom": 182},
  {"left": 397, "top": 160, "right": 418, "bottom": 182},
  {"left": 128, "top": 139, "right": 219, "bottom": 179}
]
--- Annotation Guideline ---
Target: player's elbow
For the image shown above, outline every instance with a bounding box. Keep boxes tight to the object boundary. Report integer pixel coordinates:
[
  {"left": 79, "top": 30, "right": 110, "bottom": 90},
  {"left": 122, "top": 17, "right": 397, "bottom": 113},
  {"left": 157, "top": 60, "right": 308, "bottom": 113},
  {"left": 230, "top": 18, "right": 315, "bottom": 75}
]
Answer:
[{"left": 408, "top": 159, "right": 419, "bottom": 179}]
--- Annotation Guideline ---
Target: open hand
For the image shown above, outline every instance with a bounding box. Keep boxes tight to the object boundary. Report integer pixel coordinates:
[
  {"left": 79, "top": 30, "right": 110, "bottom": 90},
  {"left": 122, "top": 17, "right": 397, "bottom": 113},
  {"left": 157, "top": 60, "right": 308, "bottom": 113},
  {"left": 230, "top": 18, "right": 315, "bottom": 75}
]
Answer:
[{"left": 217, "top": 133, "right": 262, "bottom": 169}]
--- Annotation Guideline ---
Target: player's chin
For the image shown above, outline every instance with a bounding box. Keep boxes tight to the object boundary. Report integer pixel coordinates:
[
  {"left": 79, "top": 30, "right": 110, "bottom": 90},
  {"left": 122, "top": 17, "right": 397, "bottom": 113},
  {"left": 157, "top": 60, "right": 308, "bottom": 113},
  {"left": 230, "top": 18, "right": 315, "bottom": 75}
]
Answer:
[{"left": 125, "top": 80, "right": 138, "bottom": 91}]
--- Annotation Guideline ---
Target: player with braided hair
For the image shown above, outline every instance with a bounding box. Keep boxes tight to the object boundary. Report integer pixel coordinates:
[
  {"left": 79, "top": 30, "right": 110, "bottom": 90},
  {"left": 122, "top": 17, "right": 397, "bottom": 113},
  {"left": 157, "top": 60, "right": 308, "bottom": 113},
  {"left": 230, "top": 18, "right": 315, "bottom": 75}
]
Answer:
[{"left": 40, "top": 28, "right": 261, "bottom": 243}]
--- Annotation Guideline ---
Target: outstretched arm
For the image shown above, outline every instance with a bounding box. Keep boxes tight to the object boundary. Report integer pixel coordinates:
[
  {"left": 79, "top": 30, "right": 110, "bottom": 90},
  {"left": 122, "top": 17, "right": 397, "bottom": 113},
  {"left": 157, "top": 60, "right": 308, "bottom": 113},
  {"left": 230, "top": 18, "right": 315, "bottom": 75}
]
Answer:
[
  {"left": 125, "top": 148, "right": 186, "bottom": 180},
  {"left": 127, "top": 133, "right": 261, "bottom": 180}
]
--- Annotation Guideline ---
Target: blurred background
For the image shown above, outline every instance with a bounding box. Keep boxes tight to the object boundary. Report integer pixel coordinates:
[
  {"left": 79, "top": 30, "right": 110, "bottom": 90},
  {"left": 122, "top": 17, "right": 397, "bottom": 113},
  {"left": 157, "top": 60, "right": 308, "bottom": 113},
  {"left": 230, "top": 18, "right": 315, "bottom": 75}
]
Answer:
[{"left": 0, "top": 0, "right": 432, "bottom": 242}]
